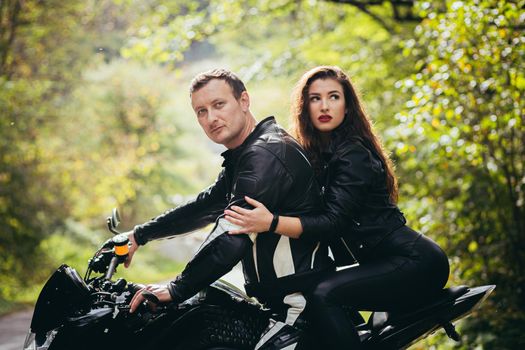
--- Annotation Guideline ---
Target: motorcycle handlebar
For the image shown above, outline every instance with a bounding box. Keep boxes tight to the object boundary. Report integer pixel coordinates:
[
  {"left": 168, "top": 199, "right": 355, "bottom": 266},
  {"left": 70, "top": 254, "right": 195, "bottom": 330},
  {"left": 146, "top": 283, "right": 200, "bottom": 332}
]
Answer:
[
  {"left": 104, "top": 256, "right": 119, "bottom": 280},
  {"left": 86, "top": 209, "right": 129, "bottom": 281}
]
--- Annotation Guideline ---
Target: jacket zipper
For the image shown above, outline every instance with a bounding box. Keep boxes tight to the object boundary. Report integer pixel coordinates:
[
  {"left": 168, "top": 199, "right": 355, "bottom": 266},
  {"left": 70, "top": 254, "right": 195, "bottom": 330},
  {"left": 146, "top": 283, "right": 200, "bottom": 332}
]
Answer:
[{"left": 340, "top": 237, "right": 358, "bottom": 262}]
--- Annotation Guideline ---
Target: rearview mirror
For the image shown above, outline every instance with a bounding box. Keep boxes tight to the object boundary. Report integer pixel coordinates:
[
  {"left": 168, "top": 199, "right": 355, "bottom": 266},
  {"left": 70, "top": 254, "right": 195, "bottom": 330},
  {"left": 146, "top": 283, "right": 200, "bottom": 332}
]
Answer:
[
  {"left": 112, "top": 208, "right": 121, "bottom": 227},
  {"left": 106, "top": 208, "right": 121, "bottom": 235}
]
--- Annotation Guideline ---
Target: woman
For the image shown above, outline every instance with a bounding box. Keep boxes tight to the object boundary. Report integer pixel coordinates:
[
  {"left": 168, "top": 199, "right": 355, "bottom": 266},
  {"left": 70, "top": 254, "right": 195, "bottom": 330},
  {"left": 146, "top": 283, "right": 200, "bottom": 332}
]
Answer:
[{"left": 224, "top": 66, "right": 449, "bottom": 349}]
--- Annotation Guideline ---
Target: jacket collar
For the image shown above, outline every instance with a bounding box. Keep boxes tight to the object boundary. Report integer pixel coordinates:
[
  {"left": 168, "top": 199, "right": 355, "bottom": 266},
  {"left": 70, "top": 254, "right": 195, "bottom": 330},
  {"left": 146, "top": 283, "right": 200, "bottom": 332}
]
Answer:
[
  {"left": 323, "top": 124, "right": 368, "bottom": 160},
  {"left": 221, "top": 116, "right": 276, "bottom": 167}
]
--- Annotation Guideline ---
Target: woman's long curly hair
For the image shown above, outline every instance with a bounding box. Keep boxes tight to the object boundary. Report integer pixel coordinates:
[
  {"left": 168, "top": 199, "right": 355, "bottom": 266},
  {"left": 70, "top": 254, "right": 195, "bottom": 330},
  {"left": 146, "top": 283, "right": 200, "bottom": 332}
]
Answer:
[{"left": 290, "top": 66, "right": 399, "bottom": 203}]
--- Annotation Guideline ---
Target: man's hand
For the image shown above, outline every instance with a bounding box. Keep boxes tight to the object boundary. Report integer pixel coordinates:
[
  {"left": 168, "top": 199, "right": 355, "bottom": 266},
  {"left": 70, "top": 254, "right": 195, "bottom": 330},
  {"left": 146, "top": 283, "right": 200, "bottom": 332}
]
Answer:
[
  {"left": 129, "top": 284, "right": 173, "bottom": 313},
  {"left": 124, "top": 231, "right": 139, "bottom": 268}
]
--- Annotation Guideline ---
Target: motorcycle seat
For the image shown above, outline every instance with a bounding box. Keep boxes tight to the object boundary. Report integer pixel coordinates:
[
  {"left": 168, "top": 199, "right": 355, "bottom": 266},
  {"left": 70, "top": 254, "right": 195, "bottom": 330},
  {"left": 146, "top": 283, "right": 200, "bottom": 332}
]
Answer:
[{"left": 368, "top": 285, "right": 469, "bottom": 332}]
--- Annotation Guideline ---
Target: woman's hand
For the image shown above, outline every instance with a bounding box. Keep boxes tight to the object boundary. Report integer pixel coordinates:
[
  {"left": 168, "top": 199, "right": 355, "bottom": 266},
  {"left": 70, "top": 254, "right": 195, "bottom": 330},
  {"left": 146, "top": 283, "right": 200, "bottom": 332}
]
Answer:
[{"left": 225, "top": 196, "right": 273, "bottom": 234}]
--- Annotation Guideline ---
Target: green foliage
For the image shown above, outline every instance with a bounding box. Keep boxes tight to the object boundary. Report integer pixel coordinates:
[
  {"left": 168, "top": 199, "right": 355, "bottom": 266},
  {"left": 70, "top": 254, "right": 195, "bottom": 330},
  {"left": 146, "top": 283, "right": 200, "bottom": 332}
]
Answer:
[
  {"left": 122, "top": 0, "right": 416, "bottom": 139},
  {"left": 0, "top": 78, "right": 70, "bottom": 305},
  {"left": 0, "top": 0, "right": 133, "bottom": 309},
  {"left": 0, "top": 0, "right": 214, "bottom": 313},
  {"left": 52, "top": 59, "right": 214, "bottom": 223},
  {"left": 395, "top": 1, "right": 525, "bottom": 348}
]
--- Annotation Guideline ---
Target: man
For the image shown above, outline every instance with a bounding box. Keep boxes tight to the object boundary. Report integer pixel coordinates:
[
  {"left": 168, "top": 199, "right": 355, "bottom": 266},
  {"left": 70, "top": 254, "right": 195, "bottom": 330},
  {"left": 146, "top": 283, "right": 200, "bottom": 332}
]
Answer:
[{"left": 124, "top": 69, "right": 331, "bottom": 348}]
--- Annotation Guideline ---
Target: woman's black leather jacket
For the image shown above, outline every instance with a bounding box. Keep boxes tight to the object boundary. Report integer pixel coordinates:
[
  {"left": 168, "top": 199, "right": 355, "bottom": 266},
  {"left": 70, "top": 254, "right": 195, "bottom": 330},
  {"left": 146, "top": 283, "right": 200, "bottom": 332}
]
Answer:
[{"left": 299, "top": 134, "right": 406, "bottom": 264}]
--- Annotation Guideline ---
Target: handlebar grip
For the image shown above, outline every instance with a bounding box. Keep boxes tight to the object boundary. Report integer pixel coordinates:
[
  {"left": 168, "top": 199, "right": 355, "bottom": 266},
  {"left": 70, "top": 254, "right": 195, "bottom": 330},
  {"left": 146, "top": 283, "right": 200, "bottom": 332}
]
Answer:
[{"left": 141, "top": 290, "right": 160, "bottom": 304}]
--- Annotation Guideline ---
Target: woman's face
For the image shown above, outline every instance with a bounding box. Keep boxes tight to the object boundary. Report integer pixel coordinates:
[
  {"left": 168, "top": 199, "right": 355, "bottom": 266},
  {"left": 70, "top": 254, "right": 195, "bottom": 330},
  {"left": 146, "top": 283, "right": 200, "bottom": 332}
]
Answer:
[{"left": 307, "top": 78, "right": 346, "bottom": 134}]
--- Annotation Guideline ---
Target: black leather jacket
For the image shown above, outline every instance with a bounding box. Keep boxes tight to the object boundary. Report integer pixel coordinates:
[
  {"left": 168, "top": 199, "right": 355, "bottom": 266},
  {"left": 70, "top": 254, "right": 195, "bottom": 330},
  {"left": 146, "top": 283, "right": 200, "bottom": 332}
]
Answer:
[
  {"left": 300, "top": 134, "right": 406, "bottom": 264},
  {"left": 134, "top": 117, "right": 331, "bottom": 303}
]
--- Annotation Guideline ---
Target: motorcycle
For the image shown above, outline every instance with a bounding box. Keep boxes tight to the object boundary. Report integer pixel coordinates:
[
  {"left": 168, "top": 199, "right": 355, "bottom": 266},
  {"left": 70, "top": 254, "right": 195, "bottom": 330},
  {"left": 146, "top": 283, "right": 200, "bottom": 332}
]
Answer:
[{"left": 23, "top": 209, "right": 495, "bottom": 350}]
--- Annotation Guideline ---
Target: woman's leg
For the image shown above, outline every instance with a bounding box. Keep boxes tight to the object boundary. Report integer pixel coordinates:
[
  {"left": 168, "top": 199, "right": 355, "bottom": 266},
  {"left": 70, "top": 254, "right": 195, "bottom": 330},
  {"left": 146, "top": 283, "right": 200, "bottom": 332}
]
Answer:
[
  {"left": 307, "top": 228, "right": 449, "bottom": 349},
  {"left": 308, "top": 257, "right": 412, "bottom": 349}
]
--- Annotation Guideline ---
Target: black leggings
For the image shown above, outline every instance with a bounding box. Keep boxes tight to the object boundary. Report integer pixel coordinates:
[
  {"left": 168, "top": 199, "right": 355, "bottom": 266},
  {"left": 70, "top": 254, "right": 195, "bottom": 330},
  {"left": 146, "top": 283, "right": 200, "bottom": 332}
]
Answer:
[{"left": 307, "top": 226, "right": 449, "bottom": 349}]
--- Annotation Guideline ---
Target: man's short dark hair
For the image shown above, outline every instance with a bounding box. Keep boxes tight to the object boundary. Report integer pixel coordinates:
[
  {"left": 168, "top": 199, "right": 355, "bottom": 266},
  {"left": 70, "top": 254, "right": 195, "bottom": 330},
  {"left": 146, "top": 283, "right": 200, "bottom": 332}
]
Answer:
[{"left": 190, "top": 68, "right": 247, "bottom": 100}]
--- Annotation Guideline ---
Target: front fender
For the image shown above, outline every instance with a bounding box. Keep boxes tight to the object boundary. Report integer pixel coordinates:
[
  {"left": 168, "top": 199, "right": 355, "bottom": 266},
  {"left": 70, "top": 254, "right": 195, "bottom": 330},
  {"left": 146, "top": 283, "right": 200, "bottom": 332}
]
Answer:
[{"left": 23, "top": 328, "right": 59, "bottom": 350}]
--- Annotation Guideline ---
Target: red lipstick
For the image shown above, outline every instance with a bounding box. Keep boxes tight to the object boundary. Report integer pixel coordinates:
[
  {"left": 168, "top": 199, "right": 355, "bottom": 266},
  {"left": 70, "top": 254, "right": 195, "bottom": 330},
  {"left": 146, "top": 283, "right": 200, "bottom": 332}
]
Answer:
[{"left": 318, "top": 115, "right": 332, "bottom": 123}]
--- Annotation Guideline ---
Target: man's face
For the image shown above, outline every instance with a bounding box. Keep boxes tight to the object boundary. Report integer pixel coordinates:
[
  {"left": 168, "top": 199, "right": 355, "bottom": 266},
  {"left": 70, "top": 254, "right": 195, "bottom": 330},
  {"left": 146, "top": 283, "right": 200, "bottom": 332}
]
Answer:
[{"left": 191, "top": 79, "right": 250, "bottom": 149}]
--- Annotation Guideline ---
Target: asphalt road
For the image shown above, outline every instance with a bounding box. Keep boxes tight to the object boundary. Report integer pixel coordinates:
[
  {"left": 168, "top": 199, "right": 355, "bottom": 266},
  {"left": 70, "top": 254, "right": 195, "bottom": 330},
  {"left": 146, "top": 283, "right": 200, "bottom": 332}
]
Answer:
[{"left": 0, "top": 309, "right": 32, "bottom": 350}]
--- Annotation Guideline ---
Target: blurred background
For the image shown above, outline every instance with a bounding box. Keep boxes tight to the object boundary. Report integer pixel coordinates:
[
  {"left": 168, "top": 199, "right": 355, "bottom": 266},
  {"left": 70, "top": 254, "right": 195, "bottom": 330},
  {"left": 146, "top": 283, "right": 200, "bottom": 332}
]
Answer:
[{"left": 0, "top": 0, "right": 523, "bottom": 348}]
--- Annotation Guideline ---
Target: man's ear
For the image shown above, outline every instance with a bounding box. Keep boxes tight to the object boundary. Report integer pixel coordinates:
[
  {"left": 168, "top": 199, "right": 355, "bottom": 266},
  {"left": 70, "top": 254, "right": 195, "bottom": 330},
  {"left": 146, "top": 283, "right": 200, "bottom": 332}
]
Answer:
[{"left": 240, "top": 91, "right": 250, "bottom": 112}]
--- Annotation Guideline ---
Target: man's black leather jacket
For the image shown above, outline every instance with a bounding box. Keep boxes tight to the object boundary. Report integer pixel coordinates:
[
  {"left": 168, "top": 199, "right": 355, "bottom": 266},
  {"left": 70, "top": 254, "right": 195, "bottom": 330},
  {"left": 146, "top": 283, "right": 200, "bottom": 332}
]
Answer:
[
  {"left": 133, "top": 117, "right": 332, "bottom": 304},
  {"left": 300, "top": 133, "right": 406, "bottom": 264}
]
